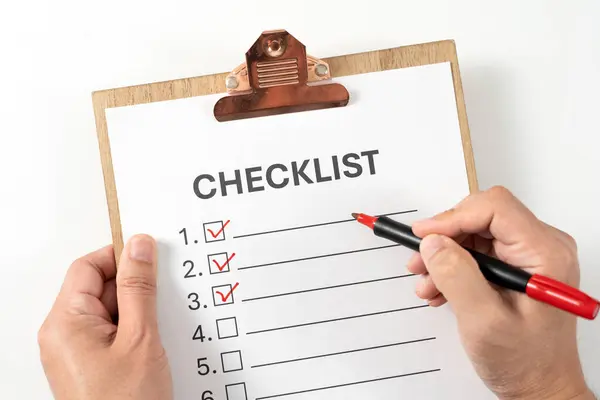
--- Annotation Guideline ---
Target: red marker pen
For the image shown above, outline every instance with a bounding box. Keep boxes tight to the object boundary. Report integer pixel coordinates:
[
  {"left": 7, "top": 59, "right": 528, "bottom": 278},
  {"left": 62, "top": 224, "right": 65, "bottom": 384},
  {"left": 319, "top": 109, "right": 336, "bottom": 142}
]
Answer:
[{"left": 353, "top": 213, "right": 600, "bottom": 320}]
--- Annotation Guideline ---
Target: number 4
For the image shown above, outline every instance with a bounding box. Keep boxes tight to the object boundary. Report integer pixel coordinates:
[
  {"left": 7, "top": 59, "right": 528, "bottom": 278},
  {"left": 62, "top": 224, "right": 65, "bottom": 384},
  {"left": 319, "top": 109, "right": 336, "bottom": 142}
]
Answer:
[{"left": 193, "top": 325, "right": 206, "bottom": 342}]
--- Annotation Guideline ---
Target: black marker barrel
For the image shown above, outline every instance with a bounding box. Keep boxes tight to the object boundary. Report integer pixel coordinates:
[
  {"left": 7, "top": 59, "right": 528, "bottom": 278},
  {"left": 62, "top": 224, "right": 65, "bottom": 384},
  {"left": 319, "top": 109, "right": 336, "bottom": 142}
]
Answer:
[
  {"left": 373, "top": 216, "right": 421, "bottom": 251},
  {"left": 373, "top": 215, "right": 530, "bottom": 292}
]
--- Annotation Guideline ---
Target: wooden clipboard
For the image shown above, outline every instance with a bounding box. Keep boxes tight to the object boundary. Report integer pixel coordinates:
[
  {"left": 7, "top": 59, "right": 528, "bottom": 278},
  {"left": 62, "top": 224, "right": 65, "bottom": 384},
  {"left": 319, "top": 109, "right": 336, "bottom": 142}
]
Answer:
[{"left": 92, "top": 34, "right": 478, "bottom": 259}]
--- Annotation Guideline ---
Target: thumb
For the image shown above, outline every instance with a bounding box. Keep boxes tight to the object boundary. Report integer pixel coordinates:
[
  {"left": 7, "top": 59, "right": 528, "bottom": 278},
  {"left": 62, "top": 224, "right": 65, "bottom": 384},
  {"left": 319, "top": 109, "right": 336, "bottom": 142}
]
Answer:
[
  {"left": 116, "top": 234, "right": 159, "bottom": 340},
  {"left": 420, "top": 234, "right": 502, "bottom": 317}
]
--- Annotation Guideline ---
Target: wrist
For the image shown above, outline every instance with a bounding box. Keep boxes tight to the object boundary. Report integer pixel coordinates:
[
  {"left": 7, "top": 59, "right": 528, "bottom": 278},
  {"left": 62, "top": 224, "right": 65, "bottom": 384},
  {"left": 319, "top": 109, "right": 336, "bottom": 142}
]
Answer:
[
  {"left": 567, "top": 389, "right": 596, "bottom": 400},
  {"left": 546, "top": 389, "right": 596, "bottom": 400},
  {"left": 500, "top": 383, "right": 594, "bottom": 400},
  {"left": 496, "top": 369, "right": 593, "bottom": 400}
]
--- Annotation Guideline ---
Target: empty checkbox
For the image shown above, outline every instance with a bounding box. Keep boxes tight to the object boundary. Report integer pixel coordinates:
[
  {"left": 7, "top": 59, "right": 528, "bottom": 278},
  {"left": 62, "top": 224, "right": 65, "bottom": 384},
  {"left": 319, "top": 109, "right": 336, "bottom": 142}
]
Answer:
[
  {"left": 203, "top": 220, "right": 228, "bottom": 243},
  {"left": 225, "top": 382, "right": 248, "bottom": 400},
  {"left": 207, "top": 252, "right": 234, "bottom": 274},
  {"left": 216, "top": 317, "right": 238, "bottom": 339},
  {"left": 221, "top": 350, "right": 243, "bottom": 373},
  {"left": 212, "top": 284, "right": 235, "bottom": 306}
]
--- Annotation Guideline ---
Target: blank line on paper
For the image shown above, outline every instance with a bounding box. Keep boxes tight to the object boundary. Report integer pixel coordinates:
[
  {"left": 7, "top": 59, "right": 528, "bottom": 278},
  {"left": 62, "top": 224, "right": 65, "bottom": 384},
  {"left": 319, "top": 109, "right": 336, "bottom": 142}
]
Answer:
[
  {"left": 254, "top": 368, "right": 442, "bottom": 399},
  {"left": 238, "top": 244, "right": 401, "bottom": 271},
  {"left": 241, "top": 273, "right": 416, "bottom": 303},
  {"left": 246, "top": 304, "right": 429, "bottom": 335},
  {"left": 232, "top": 209, "right": 418, "bottom": 239},
  {"left": 251, "top": 336, "right": 436, "bottom": 368}
]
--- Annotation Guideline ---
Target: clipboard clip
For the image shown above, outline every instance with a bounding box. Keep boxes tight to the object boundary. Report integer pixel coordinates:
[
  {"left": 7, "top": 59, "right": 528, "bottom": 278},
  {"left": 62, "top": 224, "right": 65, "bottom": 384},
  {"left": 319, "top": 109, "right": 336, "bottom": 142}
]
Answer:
[{"left": 214, "top": 30, "right": 350, "bottom": 122}]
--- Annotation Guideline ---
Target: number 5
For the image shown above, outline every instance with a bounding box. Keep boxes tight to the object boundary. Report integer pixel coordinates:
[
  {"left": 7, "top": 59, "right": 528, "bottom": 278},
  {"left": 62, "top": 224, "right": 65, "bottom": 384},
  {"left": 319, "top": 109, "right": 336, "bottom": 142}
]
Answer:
[{"left": 197, "top": 357, "right": 210, "bottom": 376}]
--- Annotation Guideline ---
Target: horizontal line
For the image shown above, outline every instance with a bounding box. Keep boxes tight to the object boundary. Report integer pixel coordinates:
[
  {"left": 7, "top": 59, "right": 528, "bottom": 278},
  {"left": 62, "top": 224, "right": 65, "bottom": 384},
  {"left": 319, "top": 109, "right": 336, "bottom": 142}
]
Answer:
[
  {"left": 238, "top": 244, "right": 401, "bottom": 271},
  {"left": 258, "top": 70, "right": 300, "bottom": 78},
  {"left": 233, "top": 209, "right": 418, "bottom": 239},
  {"left": 257, "top": 59, "right": 297, "bottom": 67},
  {"left": 259, "top": 75, "right": 300, "bottom": 84},
  {"left": 254, "top": 368, "right": 442, "bottom": 399},
  {"left": 259, "top": 81, "right": 299, "bottom": 88},
  {"left": 245, "top": 304, "right": 429, "bottom": 335},
  {"left": 242, "top": 274, "right": 415, "bottom": 302},
  {"left": 256, "top": 65, "right": 298, "bottom": 73},
  {"left": 251, "top": 337, "right": 436, "bottom": 368}
]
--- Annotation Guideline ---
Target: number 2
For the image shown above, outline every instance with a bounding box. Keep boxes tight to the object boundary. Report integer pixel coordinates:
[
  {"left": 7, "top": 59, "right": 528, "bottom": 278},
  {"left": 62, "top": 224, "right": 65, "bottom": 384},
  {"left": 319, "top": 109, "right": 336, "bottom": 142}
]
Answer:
[{"left": 183, "top": 260, "right": 196, "bottom": 278}]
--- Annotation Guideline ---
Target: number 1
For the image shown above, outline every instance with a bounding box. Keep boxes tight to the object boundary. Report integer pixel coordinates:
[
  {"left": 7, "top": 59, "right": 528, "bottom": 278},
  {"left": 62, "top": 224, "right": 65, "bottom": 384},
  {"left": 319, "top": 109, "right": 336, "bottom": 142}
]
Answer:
[{"left": 179, "top": 228, "right": 188, "bottom": 245}]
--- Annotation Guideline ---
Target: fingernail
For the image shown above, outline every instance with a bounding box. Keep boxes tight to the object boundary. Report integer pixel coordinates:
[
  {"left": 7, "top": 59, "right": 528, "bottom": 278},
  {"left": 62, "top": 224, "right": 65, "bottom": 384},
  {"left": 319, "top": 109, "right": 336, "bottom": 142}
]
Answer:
[
  {"left": 420, "top": 235, "right": 446, "bottom": 261},
  {"left": 129, "top": 235, "right": 155, "bottom": 263}
]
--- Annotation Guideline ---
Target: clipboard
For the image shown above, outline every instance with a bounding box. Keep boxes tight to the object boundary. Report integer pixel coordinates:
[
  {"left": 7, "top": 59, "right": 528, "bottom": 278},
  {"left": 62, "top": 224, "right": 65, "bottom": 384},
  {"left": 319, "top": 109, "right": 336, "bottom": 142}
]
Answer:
[{"left": 92, "top": 30, "right": 478, "bottom": 260}]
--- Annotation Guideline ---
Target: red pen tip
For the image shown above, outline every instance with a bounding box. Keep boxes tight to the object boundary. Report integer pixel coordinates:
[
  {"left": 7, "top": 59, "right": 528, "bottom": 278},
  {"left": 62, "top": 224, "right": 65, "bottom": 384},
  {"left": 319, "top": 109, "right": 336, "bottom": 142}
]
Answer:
[{"left": 352, "top": 213, "right": 378, "bottom": 229}]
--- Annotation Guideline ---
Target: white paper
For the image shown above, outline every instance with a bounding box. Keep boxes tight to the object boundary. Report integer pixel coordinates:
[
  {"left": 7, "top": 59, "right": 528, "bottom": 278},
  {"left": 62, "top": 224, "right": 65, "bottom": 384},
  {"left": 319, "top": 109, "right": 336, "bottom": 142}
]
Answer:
[{"left": 106, "top": 62, "right": 493, "bottom": 400}]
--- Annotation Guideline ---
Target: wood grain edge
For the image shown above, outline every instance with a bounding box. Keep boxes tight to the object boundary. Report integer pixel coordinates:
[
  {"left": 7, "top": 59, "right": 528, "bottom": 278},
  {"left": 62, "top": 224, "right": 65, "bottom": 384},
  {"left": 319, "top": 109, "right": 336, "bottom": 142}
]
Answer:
[
  {"left": 445, "top": 41, "right": 479, "bottom": 193},
  {"left": 92, "top": 93, "right": 125, "bottom": 261},
  {"left": 92, "top": 39, "right": 477, "bottom": 258}
]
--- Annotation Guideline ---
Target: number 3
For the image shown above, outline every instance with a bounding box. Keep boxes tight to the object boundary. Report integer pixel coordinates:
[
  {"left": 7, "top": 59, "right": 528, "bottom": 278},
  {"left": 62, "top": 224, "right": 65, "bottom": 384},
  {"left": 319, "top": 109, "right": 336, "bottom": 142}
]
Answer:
[{"left": 188, "top": 293, "right": 201, "bottom": 310}]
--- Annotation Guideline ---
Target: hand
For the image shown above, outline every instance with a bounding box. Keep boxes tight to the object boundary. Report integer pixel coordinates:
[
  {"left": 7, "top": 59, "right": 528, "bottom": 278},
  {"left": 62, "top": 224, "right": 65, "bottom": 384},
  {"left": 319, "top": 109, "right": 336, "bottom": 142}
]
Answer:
[
  {"left": 38, "top": 235, "right": 172, "bottom": 400},
  {"left": 408, "top": 186, "right": 594, "bottom": 400}
]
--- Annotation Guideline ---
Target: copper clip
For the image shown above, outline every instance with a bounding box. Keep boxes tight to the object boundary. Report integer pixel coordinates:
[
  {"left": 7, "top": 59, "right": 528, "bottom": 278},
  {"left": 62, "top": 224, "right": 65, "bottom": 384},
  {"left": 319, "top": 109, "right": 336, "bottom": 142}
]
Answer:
[{"left": 214, "top": 30, "right": 349, "bottom": 122}]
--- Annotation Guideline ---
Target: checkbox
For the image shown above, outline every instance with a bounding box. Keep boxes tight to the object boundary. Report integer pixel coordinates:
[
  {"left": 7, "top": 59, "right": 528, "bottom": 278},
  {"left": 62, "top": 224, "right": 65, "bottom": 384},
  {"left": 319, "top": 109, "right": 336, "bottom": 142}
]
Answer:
[
  {"left": 207, "top": 252, "right": 234, "bottom": 274},
  {"left": 221, "top": 350, "right": 243, "bottom": 373},
  {"left": 225, "top": 382, "right": 248, "bottom": 400},
  {"left": 216, "top": 317, "right": 239, "bottom": 339},
  {"left": 212, "top": 284, "right": 235, "bottom": 306},
  {"left": 203, "top": 220, "right": 228, "bottom": 243}
]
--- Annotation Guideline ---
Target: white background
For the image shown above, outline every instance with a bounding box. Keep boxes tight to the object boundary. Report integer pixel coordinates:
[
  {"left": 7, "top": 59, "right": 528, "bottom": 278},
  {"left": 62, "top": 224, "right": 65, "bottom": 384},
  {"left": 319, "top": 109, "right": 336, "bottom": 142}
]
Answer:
[{"left": 0, "top": 0, "right": 598, "bottom": 398}]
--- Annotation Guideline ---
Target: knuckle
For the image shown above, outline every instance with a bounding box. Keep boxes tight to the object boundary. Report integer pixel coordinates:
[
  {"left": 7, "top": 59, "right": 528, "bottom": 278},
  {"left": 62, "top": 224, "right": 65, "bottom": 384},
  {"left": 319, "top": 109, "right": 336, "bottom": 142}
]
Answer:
[
  {"left": 488, "top": 185, "right": 514, "bottom": 201},
  {"left": 539, "top": 226, "right": 580, "bottom": 276},
  {"left": 119, "top": 276, "right": 157, "bottom": 296},
  {"left": 68, "top": 258, "right": 85, "bottom": 272},
  {"left": 556, "top": 243, "right": 579, "bottom": 272},
  {"left": 561, "top": 231, "right": 578, "bottom": 252},
  {"left": 37, "top": 321, "right": 50, "bottom": 349},
  {"left": 37, "top": 318, "right": 63, "bottom": 363}
]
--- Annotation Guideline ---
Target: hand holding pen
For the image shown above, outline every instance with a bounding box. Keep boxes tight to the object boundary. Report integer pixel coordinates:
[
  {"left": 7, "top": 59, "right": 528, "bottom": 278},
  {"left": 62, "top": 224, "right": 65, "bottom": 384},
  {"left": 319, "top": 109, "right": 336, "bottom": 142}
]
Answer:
[{"left": 356, "top": 187, "right": 596, "bottom": 400}]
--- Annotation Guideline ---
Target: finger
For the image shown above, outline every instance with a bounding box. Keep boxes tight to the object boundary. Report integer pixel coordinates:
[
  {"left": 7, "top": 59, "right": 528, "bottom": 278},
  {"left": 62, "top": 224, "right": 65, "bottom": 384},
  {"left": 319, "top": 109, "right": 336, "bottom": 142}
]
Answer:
[
  {"left": 460, "top": 234, "right": 494, "bottom": 255},
  {"left": 413, "top": 186, "right": 541, "bottom": 246},
  {"left": 116, "top": 234, "right": 158, "bottom": 340},
  {"left": 100, "top": 279, "right": 118, "bottom": 319},
  {"left": 420, "top": 234, "right": 502, "bottom": 318},
  {"left": 406, "top": 253, "right": 426, "bottom": 275},
  {"left": 415, "top": 274, "right": 440, "bottom": 300},
  {"left": 428, "top": 293, "right": 447, "bottom": 307},
  {"left": 60, "top": 245, "right": 116, "bottom": 299}
]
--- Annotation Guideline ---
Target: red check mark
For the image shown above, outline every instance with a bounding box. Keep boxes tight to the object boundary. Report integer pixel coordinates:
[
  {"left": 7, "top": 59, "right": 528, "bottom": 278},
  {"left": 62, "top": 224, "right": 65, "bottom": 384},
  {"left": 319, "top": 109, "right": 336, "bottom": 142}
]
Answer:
[
  {"left": 216, "top": 282, "right": 239, "bottom": 303},
  {"left": 212, "top": 253, "right": 236, "bottom": 272},
  {"left": 207, "top": 220, "right": 230, "bottom": 239}
]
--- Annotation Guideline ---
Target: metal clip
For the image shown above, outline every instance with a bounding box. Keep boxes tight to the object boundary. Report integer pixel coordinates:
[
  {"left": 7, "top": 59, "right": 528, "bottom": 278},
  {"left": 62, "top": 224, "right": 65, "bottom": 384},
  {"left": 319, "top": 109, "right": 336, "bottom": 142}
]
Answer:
[{"left": 214, "top": 30, "right": 349, "bottom": 122}]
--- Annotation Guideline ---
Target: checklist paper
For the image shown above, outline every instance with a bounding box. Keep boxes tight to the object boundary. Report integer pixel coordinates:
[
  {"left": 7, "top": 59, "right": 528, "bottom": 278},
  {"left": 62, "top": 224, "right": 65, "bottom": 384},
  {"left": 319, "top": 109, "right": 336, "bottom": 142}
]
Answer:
[{"left": 106, "top": 62, "right": 493, "bottom": 400}]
